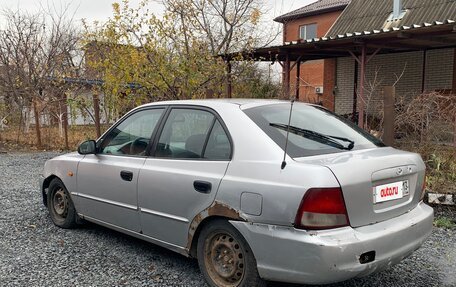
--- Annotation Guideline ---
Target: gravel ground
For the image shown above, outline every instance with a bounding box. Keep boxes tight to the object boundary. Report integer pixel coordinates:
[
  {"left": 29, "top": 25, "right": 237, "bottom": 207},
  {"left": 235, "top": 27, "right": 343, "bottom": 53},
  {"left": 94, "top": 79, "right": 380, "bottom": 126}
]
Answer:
[{"left": 0, "top": 152, "right": 455, "bottom": 287}]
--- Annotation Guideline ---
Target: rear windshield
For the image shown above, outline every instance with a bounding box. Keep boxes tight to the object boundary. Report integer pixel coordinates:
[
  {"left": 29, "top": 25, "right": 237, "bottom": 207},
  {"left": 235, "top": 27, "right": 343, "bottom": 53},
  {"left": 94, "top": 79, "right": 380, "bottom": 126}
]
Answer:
[{"left": 244, "top": 103, "right": 385, "bottom": 157}]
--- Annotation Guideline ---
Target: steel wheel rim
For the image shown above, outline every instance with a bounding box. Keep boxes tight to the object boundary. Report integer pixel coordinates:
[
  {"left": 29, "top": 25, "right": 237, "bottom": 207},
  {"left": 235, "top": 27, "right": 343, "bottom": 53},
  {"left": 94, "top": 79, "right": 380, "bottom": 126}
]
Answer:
[
  {"left": 53, "top": 188, "right": 68, "bottom": 217},
  {"left": 204, "top": 232, "right": 245, "bottom": 286}
]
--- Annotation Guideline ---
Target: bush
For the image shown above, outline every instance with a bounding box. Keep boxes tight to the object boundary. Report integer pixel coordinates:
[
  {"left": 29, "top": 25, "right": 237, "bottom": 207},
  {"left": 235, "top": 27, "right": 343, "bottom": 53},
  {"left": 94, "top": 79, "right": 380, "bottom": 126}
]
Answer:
[{"left": 395, "top": 92, "right": 456, "bottom": 143}]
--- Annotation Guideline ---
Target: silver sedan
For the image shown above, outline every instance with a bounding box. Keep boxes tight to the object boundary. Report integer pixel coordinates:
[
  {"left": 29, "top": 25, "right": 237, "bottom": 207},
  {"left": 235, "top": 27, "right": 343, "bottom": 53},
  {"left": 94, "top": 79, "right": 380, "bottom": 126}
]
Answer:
[{"left": 40, "top": 99, "right": 433, "bottom": 287}]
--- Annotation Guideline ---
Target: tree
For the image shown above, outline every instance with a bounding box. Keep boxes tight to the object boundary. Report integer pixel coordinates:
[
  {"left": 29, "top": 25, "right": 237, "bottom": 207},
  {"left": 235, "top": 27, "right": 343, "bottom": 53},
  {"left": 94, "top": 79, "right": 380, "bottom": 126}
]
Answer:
[
  {"left": 0, "top": 8, "right": 80, "bottom": 148},
  {"left": 163, "top": 0, "right": 279, "bottom": 55},
  {"left": 82, "top": 0, "right": 280, "bottom": 106}
]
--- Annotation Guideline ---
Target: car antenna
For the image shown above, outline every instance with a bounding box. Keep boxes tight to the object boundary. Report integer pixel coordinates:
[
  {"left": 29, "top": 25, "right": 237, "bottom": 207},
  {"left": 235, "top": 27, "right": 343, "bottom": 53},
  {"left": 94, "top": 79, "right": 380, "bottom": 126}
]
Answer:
[{"left": 281, "top": 98, "right": 295, "bottom": 170}]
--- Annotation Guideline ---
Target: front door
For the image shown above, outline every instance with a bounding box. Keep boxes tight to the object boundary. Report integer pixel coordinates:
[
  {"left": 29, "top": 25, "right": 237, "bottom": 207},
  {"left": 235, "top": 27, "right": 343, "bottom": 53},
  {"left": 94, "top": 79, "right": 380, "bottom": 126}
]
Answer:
[
  {"left": 138, "top": 108, "right": 232, "bottom": 247},
  {"left": 77, "top": 108, "right": 165, "bottom": 232}
]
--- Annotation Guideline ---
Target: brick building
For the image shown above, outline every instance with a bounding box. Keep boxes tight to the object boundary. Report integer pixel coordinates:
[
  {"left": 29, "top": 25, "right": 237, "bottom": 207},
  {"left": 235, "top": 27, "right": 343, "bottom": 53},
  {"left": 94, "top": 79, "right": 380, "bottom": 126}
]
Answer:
[
  {"left": 327, "top": 0, "right": 455, "bottom": 116},
  {"left": 334, "top": 48, "right": 454, "bottom": 115},
  {"left": 272, "top": 0, "right": 455, "bottom": 117},
  {"left": 274, "top": 0, "right": 350, "bottom": 110}
]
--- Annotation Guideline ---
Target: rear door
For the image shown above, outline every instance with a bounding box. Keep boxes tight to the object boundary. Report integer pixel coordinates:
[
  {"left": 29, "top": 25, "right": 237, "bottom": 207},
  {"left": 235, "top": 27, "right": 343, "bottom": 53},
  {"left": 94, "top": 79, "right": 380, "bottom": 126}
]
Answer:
[
  {"left": 138, "top": 107, "right": 232, "bottom": 247},
  {"left": 77, "top": 108, "right": 165, "bottom": 231}
]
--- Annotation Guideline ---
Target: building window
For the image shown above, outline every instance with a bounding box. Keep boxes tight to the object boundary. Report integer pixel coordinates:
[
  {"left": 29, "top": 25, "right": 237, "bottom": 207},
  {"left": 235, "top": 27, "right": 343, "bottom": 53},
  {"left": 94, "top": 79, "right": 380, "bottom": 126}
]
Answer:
[{"left": 299, "top": 24, "right": 317, "bottom": 40}]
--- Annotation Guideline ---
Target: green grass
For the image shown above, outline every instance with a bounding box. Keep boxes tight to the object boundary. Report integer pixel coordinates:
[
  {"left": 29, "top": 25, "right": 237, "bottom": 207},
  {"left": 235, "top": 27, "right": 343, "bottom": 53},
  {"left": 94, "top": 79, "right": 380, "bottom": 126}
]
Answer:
[{"left": 434, "top": 217, "right": 456, "bottom": 229}]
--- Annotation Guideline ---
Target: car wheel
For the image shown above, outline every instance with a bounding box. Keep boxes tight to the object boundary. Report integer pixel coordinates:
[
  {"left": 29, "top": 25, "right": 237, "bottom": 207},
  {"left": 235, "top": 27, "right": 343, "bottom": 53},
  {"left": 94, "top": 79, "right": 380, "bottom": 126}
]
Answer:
[
  {"left": 47, "top": 178, "right": 77, "bottom": 229},
  {"left": 197, "top": 219, "right": 266, "bottom": 287}
]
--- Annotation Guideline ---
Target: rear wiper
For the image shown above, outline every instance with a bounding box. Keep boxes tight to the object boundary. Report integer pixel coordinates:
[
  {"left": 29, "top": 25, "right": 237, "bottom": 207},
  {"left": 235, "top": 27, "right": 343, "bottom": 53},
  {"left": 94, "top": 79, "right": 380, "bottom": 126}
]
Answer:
[{"left": 269, "top": 123, "right": 355, "bottom": 150}]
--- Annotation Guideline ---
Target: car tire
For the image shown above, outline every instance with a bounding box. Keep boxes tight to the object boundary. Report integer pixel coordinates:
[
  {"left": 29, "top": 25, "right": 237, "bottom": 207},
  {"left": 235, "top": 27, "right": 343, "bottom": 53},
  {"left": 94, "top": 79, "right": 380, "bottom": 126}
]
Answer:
[
  {"left": 47, "top": 178, "right": 78, "bottom": 229},
  {"left": 197, "top": 219, "right": 266, "bottom": 287}
]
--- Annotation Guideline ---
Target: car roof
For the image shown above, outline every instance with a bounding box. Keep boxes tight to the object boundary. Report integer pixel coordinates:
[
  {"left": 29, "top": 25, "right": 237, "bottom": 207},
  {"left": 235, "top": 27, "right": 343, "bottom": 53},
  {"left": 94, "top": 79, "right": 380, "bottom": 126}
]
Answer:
[{"left": 138, "top": 98, "right": 309, "bottom": 110}]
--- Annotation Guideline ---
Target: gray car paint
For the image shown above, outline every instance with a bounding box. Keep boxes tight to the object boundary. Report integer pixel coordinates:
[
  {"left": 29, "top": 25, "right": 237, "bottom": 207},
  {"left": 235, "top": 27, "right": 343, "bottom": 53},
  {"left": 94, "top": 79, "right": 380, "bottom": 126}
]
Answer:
[
  {"left": 41, "top": 99, "right": 433, "bottom": 285},
  {"left": 295, "top": 147, "right": 426, "bottom": 227},
  {"left": 138, "top": 158, "right": 229, "bottom": 248},
  {"left": 77, "top": 154, "right": 145, "bottom": 232},
  {"left": 43, "top": 152, "right": 81, "bottom": 203},
  {"left": 231, "top": 202, "right": 433, "bottom": 285}
]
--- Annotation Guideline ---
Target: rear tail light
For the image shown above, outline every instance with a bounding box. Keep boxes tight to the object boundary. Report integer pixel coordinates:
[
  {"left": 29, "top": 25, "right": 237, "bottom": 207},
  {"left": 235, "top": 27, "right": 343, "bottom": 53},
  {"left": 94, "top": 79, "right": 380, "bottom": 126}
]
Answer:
[
  {"left": 294, "top": 187, "right": 350, "bottom": 230},
  {"left": 420, "top": 171, "right": 427, "bottom": 201}
]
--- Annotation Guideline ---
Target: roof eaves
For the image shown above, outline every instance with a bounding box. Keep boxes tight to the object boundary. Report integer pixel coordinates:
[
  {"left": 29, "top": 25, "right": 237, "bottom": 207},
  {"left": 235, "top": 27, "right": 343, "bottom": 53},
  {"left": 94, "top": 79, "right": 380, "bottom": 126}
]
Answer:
[
  {"left": 220, "top": 19, "right": 456, "bottom": 62},
  {"left": 286, "top": 19, "right": 455, "bottom": 44},
  {"left": 274, "top": 4, "right": 348, "bottom": 23}
]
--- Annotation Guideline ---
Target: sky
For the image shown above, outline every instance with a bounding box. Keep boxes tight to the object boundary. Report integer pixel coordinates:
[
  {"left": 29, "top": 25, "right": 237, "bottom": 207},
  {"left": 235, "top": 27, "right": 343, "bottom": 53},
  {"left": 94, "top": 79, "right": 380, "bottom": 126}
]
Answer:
[
  {"left": 1, "top": 0, "right": 315, "bottom": 27},
  {"left": 1, "top": 0, "right": 315, "bottom": 79}
]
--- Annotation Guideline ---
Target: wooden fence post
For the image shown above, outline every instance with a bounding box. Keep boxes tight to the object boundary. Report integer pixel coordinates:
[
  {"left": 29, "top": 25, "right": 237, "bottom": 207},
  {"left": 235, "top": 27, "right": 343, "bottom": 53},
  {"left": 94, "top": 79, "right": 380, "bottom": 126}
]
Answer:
[
  {"left": 62, "top": 94, "right": 69, "bottom": 150},
  {"left": 92, "top": 94, "right": 101, "bottom": 138},
  {"left": 383, "top": 86, "right": 395, "bottom": 146}
]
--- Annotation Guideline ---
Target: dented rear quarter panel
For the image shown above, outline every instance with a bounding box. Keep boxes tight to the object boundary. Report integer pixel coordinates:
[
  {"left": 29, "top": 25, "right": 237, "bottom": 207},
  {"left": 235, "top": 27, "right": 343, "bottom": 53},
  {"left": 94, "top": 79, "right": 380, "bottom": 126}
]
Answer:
[{"left": 217, "top": 160, "right": 340, "bottom": 226}]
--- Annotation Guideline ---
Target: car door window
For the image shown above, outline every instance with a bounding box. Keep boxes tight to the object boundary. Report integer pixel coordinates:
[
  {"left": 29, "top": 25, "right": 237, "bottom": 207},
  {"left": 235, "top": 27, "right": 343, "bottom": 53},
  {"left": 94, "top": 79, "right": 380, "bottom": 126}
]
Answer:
[
  {"left": 100, "top": 108, "right": 164, "bottom": 156},
  {"left": 155, "top": 109, "right": 215, "bottom": 159},
  {"left": 203, "top": 120, "right": 231, "bottom": 160}
]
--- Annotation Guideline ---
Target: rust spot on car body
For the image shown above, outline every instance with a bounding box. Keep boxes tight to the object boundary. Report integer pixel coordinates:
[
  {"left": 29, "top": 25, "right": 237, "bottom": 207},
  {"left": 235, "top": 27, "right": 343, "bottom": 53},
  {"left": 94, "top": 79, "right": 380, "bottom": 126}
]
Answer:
[
  {"left": 186, "top": 201, "right": 245, "bottom": 254},
  {"left": 207, "top": 202, "right": 243, "bottom": 219}
]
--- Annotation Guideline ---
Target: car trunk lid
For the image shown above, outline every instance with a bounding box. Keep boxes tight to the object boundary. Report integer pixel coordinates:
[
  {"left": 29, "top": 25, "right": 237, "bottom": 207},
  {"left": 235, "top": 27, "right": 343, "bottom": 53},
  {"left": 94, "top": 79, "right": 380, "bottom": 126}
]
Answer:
[{"left": 295, "top": 147, "right": 426, "bottom": 227}]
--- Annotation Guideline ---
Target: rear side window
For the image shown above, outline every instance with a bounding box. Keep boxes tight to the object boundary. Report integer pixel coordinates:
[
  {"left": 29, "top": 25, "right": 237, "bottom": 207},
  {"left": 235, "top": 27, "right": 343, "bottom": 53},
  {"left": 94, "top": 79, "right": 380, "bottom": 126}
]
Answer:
[
  {"left": 155, "top": 108, "right": 232, "bottom": 160},
  {"left": 155, "top": 109, "right": 214, "bottom": 158},
  {"left": 204, "top": 120, "right": 231, "bottom": 160},
  {"left": 244, "top": 103, "right": 384, "bottom": 158}
]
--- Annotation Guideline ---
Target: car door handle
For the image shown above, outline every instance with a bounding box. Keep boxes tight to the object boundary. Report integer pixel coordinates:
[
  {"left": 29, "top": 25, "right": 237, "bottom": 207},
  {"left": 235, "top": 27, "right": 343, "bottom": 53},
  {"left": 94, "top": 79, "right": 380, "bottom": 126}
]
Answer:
[
  {"left": 193, "top": 180, "right": 212, "bottom": 194},
  {"left": 120, "top": 170, "right": 133, "bottom": 182}
]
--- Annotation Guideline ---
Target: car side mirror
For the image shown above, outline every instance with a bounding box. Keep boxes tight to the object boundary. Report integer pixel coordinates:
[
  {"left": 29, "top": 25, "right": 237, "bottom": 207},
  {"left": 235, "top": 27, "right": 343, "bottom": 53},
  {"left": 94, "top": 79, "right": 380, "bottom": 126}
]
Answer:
[{"left": 78, "top": 140, "right": 97, "bottom": 155}]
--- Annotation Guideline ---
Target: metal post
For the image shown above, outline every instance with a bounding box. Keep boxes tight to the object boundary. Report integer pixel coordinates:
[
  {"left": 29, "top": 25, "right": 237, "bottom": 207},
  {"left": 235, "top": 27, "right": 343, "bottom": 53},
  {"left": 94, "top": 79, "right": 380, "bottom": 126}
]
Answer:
[
  {"left": 349, "top": 47, "right": 380, "bottom": 126},
  {"left": 295, "top": 60, "right": 301, "bottom": 100},
  {"left": 283, "top": 54, "right": 291, "bottom": 100},
  {"left": 358, "top": 45, "right": 366, "bottom": 129},
  {"left": 393, "top": 0, "right": 403, "bottom": 19},
  {"left": 353, "top": 60, "right": 359, "bottom": 123},
  {"left": 421, "top": 50, "right": 427, "bottom": 92}
]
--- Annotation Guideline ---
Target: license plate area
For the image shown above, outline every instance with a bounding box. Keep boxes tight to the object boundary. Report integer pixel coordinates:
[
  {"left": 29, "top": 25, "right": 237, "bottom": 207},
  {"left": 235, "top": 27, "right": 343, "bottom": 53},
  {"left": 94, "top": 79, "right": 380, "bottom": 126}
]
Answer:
[{"left": 373, "top": 180, "right": 409, "bottom": 204}]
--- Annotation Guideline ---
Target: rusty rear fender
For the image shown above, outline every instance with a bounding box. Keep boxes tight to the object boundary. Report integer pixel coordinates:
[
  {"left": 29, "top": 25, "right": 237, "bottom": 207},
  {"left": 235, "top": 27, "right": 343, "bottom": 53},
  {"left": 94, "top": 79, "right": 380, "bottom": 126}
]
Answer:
[{"left": 186, "top": 201, "right": 246, "bottom": 257}]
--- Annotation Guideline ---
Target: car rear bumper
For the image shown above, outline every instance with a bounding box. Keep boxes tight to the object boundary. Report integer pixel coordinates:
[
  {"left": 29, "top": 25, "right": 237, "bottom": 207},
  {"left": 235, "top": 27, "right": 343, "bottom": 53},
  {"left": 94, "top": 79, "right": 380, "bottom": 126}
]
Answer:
[{"left": 230, "top": 202, "right": 433, "bottom": 285}]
